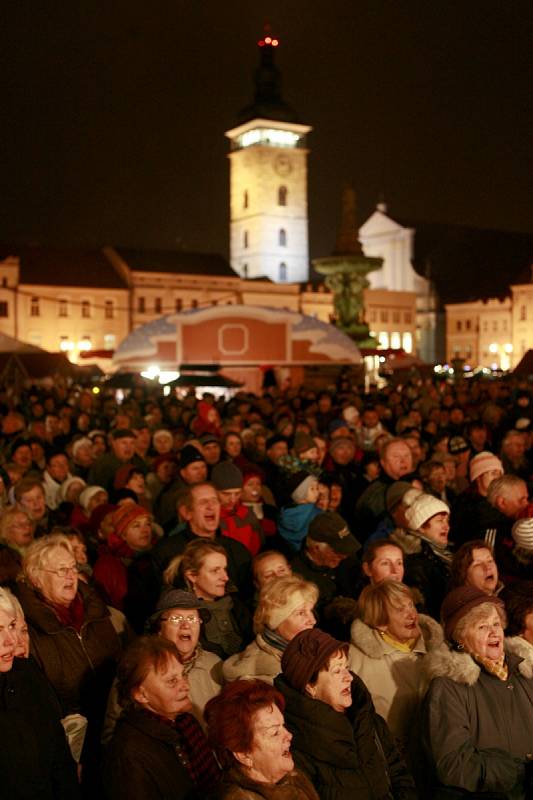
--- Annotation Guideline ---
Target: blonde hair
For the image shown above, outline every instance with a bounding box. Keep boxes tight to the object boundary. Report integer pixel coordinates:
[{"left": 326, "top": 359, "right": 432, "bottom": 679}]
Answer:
[
  {"left": 22, "top": 534, "right": 75, "bottom": 591},
  {"left": 253, "top": 575, "right": 318, "bottom": 635},
  {"left": 163, "top": 539, "right": 227, "bottom": 587},
  {"left": 358, "top": 580, "right": 415, "bottom": 629},
  {"left": 0, "top": 586, "right": 17, "bottom": 617},
  {"left": 0, "top": 506, "right": 34, "bottom": 545}
]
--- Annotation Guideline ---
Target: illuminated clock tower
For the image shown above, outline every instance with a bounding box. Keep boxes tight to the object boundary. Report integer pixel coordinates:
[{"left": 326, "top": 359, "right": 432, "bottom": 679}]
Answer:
[{"left": 225, "top": 33, "right": 311, "bottom": 283}]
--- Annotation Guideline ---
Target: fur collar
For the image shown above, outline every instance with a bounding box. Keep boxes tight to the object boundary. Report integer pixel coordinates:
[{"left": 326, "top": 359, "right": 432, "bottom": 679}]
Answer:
[
  {"left": 505, "top": 636, "right": 533, "bottom": 678},
  {"left": 350, "top": 614, "right": 444, "bottom": 658},
  {"left": 424, "top": 641, "right": 527, "bottom": 685},
  {"left": 389, "top": 527, "right": 422, "bottom": 554}
]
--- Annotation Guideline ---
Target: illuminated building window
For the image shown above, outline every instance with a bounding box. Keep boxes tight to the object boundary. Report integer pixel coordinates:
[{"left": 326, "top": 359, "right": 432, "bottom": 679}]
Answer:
[
  {"left": 58, "top": 299, "right": 68, "bottom": 317},
  {"left": 30, "top": 297, "right": 40, "bottom": 317},
  {"left": 390, "top": 332, "right": 401, "bottom": 349},
  {"left": 465, "top": 319, "right": 471, "bottom": 330},
  {"left": 81, "top": 300, "right": 91, "bottom": 318},
  {"left": 456, "top": 320, "right": 462, "bottom": 332},
  {"left": 380, "top": 310, "right": 388, "bottom": 323},
  {"left": 155, "top": 297, "right": 162, "bottom": 314},
  {"left": 0, "top": 301, "right": 8, "bottom": 318},
  {"left": 104, "top": 300, "right": 114, "bottom": 319},
  {"left": 243, "top": 190, "right": 248, "bottom": 209},
  {"left": 104, "top": 334, "right": 116, "bottom": 350},
  {"left": 175, "top": 298, "right": 182, "bottom": 312},
  {"left": 278, "top": 186, "right": 287, "bottom": 206},
  {"left": 392, "top": 311, "right": 400, "bottom": 324},
  {"left": 279, "top": 228, "right": 287, "bottom": 247},
  {"left": 402, "top": 332, "right": 413, "bottom": 353},
  {"left": 243, "top": 231, "right": 249, "bottom": 249},
  {"left": 138, "top": 296, "right": 146, "bottom": 313},
  {"left": 378, "top": 331, "right": 389, "bottom": 349},
  {"left": 279, "top": 262, "right": 287, "bottom": 281}
]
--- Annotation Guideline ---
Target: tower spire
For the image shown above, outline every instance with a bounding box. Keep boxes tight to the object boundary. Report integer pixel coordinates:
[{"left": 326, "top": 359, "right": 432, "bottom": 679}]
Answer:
[{"left": 237, "top": 29, "right": 300, "bottom": 124}]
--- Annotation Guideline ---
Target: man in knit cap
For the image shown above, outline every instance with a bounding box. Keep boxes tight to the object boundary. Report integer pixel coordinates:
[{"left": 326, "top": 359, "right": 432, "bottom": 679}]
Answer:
[
  {"left": 211, "top": 462, "right": 264, "bottom": 556},
  {"left": 156, "top": 444, "right": 208, "bottom": 531},
  {"left": 451, "top": 450, "right": 504, "bottom": 546}
]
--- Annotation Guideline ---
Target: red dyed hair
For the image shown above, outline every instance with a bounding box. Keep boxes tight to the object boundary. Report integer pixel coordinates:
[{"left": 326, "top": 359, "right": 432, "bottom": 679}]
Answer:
[{"left": 205, "top": 679, "right": 285, "bottom": 768}]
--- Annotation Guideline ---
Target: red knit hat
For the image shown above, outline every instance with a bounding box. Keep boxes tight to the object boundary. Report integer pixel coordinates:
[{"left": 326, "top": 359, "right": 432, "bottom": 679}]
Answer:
[{"left": 112, "top": 504, "right": 150, "bottom": 538}]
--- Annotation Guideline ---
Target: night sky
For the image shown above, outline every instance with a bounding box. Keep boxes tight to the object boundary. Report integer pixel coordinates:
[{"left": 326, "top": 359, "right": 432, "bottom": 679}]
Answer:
[{"left": 2, "top": 1, "right": 532, "bottom": 286}]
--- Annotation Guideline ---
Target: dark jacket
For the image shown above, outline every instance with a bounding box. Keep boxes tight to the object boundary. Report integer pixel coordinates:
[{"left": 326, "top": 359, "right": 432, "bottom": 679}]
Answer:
[
  {"left": 275, "top": 673, "right": 417, "bottom": 800},
  {"left": 218, "top": 765, "right": 319, "bottom": 800},
  {"left": 389, "top": 528, "right": 451, "bottom": 621},
  {"left": 104, "top": 707, "right": 197, "bottom": 800},
  {"left": 0, "top": 656, "right": 80, "bottom": 800},
  {"left": 17, "top": 580, "right": 122, "bottom": 721},
  {"left": 423, "top": 642, "right": 533, "bottom": 799},
  {"left": 151, "top": 525, "right": 253, "bottom": 599}
]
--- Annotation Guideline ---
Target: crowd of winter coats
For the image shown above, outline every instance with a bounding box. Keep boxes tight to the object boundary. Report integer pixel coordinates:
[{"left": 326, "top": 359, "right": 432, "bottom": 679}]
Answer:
[{"left": 0, "top": 374, "right": 532, "bottom": 800}]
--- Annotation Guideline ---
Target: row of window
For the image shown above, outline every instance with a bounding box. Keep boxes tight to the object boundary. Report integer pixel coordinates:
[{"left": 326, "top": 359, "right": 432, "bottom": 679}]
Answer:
[
  {"left": 243, "top": 229, "right": 288, "bottom": 249},
  {"left": 137, "top": 297, "right": 199, "bottom": 314},
  {"left": 243, "top": 186, "right": 288, "bottom": 209},
  {"left": 241, "top": 264, "right": 288, "bottom": 281},
  {"left": 30, "top": 298, "right": 115, "bottom": 319},
  {"left": 456, "top": 318, "right": 512, "bottom": 333},
  {"left": 368, "top": 309, "right": 413, "bottom": 324},
  {"left": 368, "top": 331, "right": 413, "bottom": 352}
]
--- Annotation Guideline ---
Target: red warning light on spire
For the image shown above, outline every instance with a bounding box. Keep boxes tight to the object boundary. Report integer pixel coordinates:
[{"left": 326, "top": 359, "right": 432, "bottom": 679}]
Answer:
[{"left": 257, "top": 35, "right": 280, "bottom": 48}]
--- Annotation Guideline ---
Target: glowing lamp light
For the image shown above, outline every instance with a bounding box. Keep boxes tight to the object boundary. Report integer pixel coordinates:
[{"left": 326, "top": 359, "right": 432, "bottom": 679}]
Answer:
[
  {"left": 92, "top": 386, "right": 100, "bottom": 394},
  {"left": 488, "top": 343, "right": 498, "bottom": 354},
  {"left": 59, "top": 339, "right": 74, "bottom": 352},
  {"left": 265, "top": 36, "right": 272, "bottom": 44},
  {"left": 141, "top": 365, "right": 160, "bottom": 381},
  {"left": 504, "top": 343, "right": 513, "bottom": 354},
  {"left": 78, "top": 339, "right": 91, "bottom": 352}
]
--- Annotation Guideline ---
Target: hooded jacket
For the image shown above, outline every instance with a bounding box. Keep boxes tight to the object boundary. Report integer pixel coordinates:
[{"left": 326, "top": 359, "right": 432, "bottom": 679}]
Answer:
[
  {"left": 423, "top": 642, "right": 533, "bottom": 799},
  {"left": 348, "top": 614, "right": 445, "bottom": 745},
  {"left": 275, "top": 672, "right": 417, "bottom": 800},
  {"left": 223, "top": 632, "right": 282, "bottom": 684}
]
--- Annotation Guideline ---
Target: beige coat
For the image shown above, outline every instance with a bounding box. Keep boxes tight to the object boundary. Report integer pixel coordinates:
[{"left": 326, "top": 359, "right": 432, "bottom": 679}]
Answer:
[
  {"left": 348, "top": 614, "right": 444, "bottom": 746},
  {"left": 223, "top": 633, "right": 282, "bottom": 684}
]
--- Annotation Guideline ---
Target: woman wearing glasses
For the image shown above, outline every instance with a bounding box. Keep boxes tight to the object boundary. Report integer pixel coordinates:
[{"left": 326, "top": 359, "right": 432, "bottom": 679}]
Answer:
[
  {"left": 16, "top": 533, "right": 122, "bottom": 793},
  {"left": 103, "top": 588, "right": 222, "bottom": 742}
]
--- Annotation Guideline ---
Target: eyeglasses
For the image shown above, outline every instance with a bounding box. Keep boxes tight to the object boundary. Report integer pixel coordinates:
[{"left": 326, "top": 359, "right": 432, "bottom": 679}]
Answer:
[
  {"left": 42, "top": 566, "right": 79, "bottom": 578},
  {"left": 160, "top": 614, "right": 199, "bottom": 626}
]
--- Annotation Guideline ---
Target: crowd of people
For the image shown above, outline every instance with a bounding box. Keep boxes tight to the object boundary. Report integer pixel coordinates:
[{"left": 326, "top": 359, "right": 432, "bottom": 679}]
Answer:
[{"left": 0, "top": 373, "right": 532, "bottom": 799}]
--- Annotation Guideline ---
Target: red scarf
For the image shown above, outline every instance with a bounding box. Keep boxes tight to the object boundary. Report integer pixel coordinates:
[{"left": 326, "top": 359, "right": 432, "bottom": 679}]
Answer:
[{"left": 49, "top": 592, "right": 85, "bottom": 633}]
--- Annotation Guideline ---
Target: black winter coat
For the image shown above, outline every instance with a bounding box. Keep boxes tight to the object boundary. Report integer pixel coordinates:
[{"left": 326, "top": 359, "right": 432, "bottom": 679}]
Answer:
[
  {"left": 274, "top": 673, "right": 417, "bottom": 800},
  {"left": 0, "top": 657, "right": 80, "bottom": 800},
  {"left": 103, "top": 708, "right": 197, "bottom": 800}
]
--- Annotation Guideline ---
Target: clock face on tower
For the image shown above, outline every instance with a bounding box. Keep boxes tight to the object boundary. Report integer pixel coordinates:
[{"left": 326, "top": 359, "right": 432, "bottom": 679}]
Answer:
[{"left": 273, "top": 153, "right": 293, "bottom": 176}]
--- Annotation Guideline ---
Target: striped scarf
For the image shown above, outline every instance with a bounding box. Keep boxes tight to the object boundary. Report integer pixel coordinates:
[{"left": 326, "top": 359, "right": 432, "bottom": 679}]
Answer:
[{"left": 262, "top": 626, "right": 289, "bottom": 652}]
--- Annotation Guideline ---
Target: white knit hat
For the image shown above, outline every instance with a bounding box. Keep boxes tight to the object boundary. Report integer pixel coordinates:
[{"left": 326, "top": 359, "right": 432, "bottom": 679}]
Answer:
[
  {"left": 469, "top": 451, "right": 503, "bottom": 483},
  {"left": 72, "top": 437, "right": 93, "bottom": 458},
  {"left": 512, "top": 518, "right": 533, "bottom": 551},
  {"left": 405, "top": 493, "right": 450, "bottom": 530},
  {"left": 79, "top": 485, "right": 107, "bottom": 513}
]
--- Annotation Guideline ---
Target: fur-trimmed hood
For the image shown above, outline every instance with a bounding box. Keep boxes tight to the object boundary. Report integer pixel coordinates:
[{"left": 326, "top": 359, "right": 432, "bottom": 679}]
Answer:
[
  {"left": 424, "top": 641, "right": 529, "bottom": 685},
  {"left": 505, "top": 635, "right": 533, "bottom": 679},
  {"left": 350, "top": 613, "right": 444, "bottom": 659},
  {"left": 389, "top": 527, "right": 422, "bottom": 554}
]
